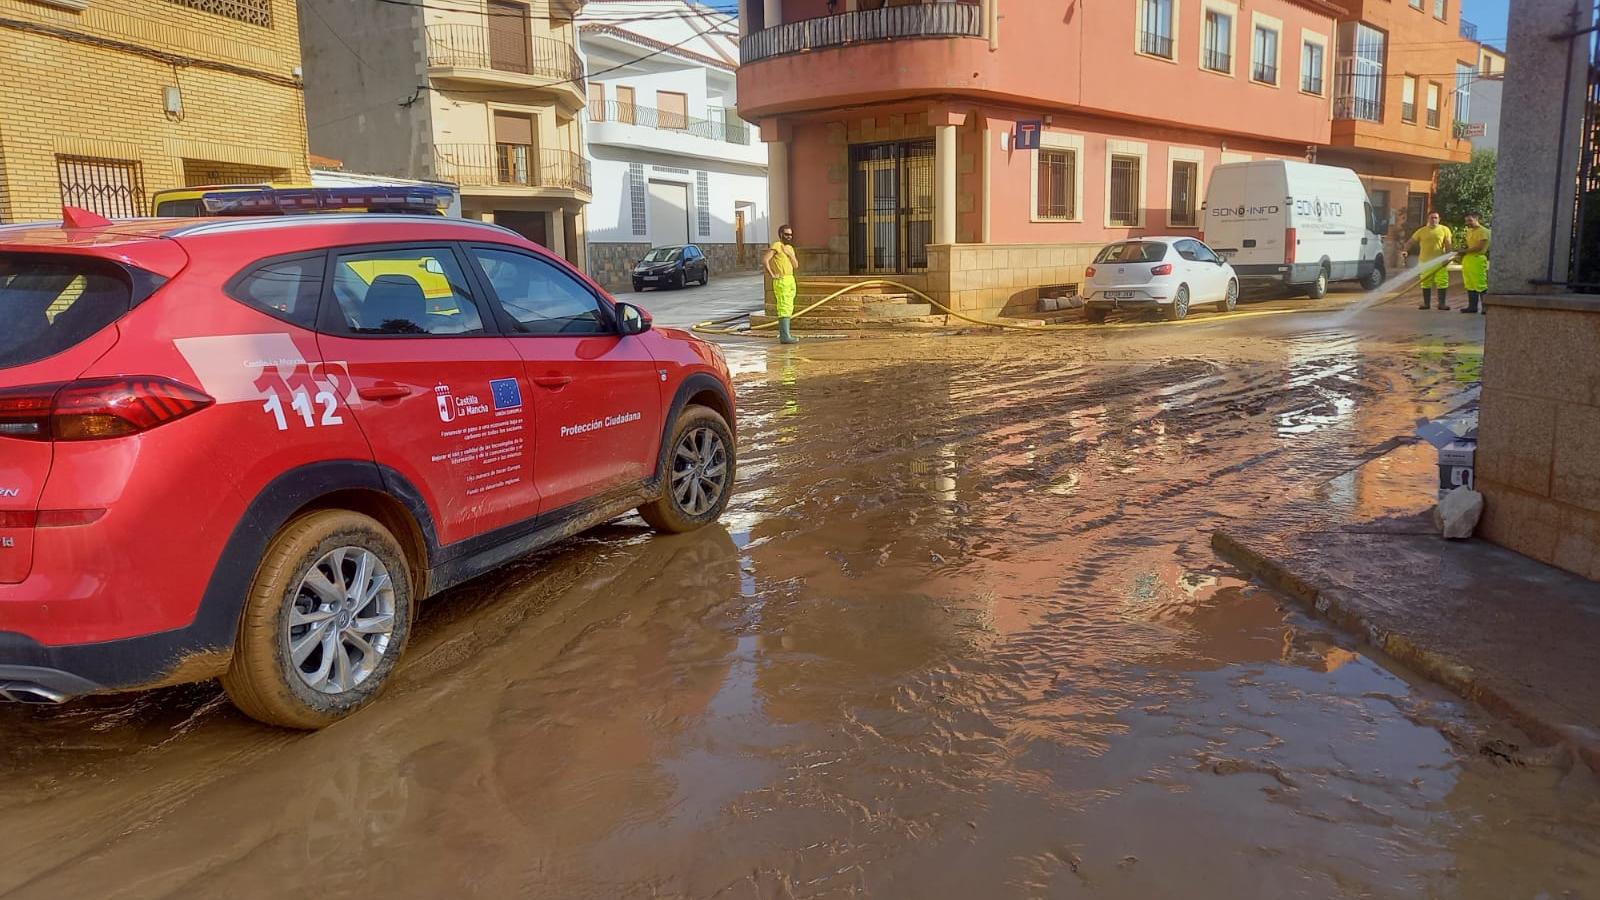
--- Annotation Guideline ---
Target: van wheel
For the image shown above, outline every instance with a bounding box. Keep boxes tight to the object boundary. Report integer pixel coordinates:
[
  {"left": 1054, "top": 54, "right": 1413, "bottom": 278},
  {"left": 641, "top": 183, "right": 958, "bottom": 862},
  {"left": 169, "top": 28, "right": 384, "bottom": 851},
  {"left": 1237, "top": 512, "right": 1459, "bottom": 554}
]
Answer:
[
  {"left": 1222, "top": 279, "right": 1239, "bottom": 312},
  {"left": 1361, "top": 258, "right": 1385, "bottom": 291},
  {"left": 1166, "top": 285, "right": 1190, "bottom": 321},
  {"left": 640, "top": 405, "right": 735, "bottom": 534},
  {"left": 1307, "top": 266, "right": 1330, "bottom": 300},
  {"left": 222, "top": 510, "right": 414, "bottom": 730}
]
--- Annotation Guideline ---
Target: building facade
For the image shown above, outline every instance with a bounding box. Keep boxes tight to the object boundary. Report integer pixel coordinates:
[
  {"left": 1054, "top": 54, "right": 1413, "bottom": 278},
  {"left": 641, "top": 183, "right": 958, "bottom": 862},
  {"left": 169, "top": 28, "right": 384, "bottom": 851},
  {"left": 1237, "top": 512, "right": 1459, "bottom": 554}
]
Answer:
[
  {"left": 1466, "top": 42, "right": 1506, "bottom": 153},
  {"left": 0, "top": 0, "right": 309, "bottom": 222},
  {"left": 299, "top": 0, "right": 590, "bottom": 265},
  {"left": 1319, "top": 0, "right": 1478, "bottom": 252},
  {"left": 581, "top": 1, "right": 768, "bottom": 290},
  {"left": 737, "top": 0, "right": 1341, "bottom": 315}
]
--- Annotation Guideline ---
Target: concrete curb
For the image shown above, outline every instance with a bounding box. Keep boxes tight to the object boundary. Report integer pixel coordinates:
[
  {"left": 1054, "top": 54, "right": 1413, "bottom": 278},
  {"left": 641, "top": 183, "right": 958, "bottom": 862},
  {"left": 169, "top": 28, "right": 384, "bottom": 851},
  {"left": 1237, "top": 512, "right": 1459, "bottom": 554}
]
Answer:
[{"left": 1212, "top": 529, "right": 1600, "bottom": 774}]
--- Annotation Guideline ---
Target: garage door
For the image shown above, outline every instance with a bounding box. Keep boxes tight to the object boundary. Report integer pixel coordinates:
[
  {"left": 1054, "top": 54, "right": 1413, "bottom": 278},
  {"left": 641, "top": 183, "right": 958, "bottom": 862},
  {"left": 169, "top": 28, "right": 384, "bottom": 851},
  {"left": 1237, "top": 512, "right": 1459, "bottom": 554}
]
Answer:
[{"left": 648, "top": 181, "right": 690, "bottom": 248}]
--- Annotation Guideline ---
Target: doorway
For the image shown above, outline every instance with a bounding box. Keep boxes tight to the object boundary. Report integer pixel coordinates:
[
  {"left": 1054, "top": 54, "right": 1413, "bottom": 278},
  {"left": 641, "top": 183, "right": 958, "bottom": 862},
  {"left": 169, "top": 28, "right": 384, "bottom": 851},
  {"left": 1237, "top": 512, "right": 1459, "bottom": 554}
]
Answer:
[
  {"left": 648, "top": 180, "right": 690, "bottom": 247},
  {"left": 735, "top": 209, "right": 747, "bottom": 264},
  {"left": 849, "top": 140, "right": 935, "bottom": 274},
  {"left": 495, "top": 210, "right": 548, "bottom": 247}
]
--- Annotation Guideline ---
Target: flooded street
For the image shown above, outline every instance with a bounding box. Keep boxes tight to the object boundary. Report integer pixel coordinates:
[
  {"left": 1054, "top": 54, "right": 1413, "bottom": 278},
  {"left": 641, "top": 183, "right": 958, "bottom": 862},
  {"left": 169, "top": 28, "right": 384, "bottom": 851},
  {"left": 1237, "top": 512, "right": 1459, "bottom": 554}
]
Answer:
[{"left": 4, "top": 296, "right": 1599, "bottom": 898}]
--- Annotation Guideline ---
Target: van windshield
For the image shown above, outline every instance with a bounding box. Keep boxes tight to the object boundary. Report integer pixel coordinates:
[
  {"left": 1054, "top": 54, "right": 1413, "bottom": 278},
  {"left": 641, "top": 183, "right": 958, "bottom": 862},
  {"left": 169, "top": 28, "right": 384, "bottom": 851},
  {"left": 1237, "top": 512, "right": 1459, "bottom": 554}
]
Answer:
[
  {"left": 0, "top": 254, "right": 133, "bottom": 369},
  {"left": 1094, "top": 242, "right": 1168, "bottom": 264}
]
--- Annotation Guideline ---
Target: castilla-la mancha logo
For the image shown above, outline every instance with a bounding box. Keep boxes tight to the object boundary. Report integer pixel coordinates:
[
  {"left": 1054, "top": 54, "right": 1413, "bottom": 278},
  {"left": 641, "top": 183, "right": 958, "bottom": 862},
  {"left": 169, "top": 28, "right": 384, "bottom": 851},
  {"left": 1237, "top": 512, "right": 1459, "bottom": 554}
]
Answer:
[{"left": 435, "top": 384, "right": 455, "bottom": 423}]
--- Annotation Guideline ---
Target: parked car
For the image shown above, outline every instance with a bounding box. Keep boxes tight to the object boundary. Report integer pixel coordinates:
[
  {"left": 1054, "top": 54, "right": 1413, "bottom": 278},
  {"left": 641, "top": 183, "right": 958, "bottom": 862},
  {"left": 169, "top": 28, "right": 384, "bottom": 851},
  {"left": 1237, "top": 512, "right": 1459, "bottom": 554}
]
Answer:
[
  {"left": 1082, "top": 237, "right": 1240, "bottom": 322},
  {"left": 632, "top": 245, "right": 710, "bottom": 291},
  {"left": 1202, "top": 160, "right": 1387, "bottom": 298},
  {"left": 0, "top": 209, "right": 736, "bottom": 728}
]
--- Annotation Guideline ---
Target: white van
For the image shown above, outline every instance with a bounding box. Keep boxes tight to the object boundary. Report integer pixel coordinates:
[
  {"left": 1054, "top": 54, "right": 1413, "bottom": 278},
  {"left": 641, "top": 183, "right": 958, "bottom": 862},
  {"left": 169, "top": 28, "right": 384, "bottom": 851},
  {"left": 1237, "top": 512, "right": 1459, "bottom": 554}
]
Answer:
[{"left": 1202, "top": 160, "right": 1387, "bottom": 298}]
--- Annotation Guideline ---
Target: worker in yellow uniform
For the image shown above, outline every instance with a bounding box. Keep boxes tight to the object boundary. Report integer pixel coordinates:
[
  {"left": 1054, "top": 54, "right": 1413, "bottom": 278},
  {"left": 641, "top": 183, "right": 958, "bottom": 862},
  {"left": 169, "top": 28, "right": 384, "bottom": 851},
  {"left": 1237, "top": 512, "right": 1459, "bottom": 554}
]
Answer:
[
  {"left": 1404, "top": 211, "right": 1457, "bottom": 310},
  {"left": 1461, "top": 212, "right": 1491, "bottom": 315},
  {"left": 763, "top": 224, "right": 799, "bottom": 344}
]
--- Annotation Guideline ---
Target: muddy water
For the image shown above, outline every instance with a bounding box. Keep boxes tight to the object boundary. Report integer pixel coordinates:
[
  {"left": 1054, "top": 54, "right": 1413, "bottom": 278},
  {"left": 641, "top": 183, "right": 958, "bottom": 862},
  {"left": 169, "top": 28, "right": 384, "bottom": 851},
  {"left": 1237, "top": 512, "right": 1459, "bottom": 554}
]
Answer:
[{"left": 3, "top": 298, "right": 1598, "bottom": 898}]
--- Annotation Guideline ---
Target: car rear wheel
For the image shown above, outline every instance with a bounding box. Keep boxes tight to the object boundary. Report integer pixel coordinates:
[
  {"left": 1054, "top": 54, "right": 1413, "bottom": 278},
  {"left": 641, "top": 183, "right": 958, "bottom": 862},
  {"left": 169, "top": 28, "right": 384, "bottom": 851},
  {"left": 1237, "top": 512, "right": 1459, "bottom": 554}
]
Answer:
[
  {"left": 640, "top": 405, "right": 735, "bottom": 534},
  {"left": 1165, "top": 285, "right": 1190, "bottom": 321},
  {"left": 1222, "top": 279, "right": 1239, "bottom": 312},
  {"left": 222, "top": 510, "right": 414, "bottom": 729},
  {"left": 1307, "top": 266, "right": 1330, "bottom": 300}
]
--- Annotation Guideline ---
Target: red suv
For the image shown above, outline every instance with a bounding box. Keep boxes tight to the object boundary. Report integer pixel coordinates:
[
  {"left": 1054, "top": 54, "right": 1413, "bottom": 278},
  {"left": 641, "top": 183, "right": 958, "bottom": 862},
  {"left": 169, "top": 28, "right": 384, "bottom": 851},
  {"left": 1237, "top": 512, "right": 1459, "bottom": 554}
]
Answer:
[{"left": 0, "top": 211, "right": 736, "bottom": 728}]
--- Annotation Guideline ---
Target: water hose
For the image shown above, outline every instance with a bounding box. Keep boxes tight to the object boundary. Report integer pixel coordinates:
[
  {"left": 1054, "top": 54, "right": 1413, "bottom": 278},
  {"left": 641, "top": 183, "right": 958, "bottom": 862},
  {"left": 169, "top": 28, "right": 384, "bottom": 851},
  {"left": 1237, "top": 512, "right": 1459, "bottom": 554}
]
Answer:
[{"left": 692, "top": 256, "right": 1455, "bottom": 338}]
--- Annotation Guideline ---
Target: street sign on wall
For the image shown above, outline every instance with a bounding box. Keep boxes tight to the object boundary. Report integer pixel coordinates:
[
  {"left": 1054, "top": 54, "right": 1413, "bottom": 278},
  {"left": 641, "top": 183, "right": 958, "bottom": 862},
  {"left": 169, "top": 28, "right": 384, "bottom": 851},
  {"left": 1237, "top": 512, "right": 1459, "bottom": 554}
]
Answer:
[
  {"left": 1014, "top": 121, "right": 1042, "bottom": 150},
  {"left": 1454, "top": 121, "right": 1487, "bottom": 139}
]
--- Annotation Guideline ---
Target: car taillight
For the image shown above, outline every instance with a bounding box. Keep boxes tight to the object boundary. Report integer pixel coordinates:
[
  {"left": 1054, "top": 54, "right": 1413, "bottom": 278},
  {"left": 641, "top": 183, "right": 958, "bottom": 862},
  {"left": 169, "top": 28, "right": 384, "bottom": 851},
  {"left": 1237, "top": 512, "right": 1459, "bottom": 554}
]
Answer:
[
  {"left": 0, "top": 377, "right": 213, "bottom": 442},
  {"left": 0, "top": 509, "right": 106, "bottom": 528},
  {"left": 1151, "top": 263, "right": 1174, "bottom": 276},
  {"left": 1085, "top": 266, "right": 1097, "bottom": 277},
  {"left": 1285, "top": 228, "right": 1297, "bottom": 265}
]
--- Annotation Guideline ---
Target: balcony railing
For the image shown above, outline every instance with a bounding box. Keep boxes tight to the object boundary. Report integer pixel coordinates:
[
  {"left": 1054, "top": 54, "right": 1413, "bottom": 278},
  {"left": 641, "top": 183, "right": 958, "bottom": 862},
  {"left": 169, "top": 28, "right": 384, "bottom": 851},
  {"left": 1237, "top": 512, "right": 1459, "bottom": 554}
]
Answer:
[
  {"left": 1336, "top": 95, "right": 1384, "bottom": 121},
  {"left": 741, "top": 2, "right": 983, "bottom": 63},
  {"left": 1202, "top": 48, "right": 1231, "bottom": 73},
  {"left": 1460, "top": 18, "right": 1478, "bottom": 41},
  {"left": 589, "top": 100, "right": 750, "bottom": 145},
  {"left": 1402, "top": 101, "right": 1417, "bottom": 122},
  {"left": 433, "top": 144, "right": 592, "bottom": 194},
  {"left": 426, "top": 24, "right": 585, "bottom": 90},
  {"left": 1139, "top": 30, "right": 1174, "bottom": 59}
]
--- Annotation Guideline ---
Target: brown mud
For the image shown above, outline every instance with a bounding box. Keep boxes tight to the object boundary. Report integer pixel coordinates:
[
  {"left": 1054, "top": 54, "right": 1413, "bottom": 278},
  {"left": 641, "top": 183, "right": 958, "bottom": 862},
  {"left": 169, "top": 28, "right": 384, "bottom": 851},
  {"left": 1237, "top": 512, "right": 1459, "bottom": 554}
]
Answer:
[{"left": 2, "top": 297, "right": 1598, "bottom": 898}]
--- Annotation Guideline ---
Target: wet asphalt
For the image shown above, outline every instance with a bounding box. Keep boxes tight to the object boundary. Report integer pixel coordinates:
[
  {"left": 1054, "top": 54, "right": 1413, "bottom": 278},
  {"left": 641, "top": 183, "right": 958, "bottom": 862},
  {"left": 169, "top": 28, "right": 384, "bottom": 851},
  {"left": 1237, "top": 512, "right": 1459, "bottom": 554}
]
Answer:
[{"left": 2, "top": 287, "right": 1597, "bottom": 899}]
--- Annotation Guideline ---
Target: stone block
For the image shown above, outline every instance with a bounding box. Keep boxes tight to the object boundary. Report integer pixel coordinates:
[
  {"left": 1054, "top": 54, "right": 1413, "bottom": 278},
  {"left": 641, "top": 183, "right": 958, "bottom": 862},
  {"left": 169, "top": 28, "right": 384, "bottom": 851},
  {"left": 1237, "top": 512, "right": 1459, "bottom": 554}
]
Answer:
[
  {"left": 1484, "top": 306, "right": 1600, "bottom": 406},
  {"left": 974, "top": 249, "right": 994, "bottom": 270},
  {"left": 1552, "top": 501, "right": 1600, "bottom": 580},
  {"left": 825, "top": 122, "right": 847, "bottom": 145},
  {"left": 1478, "top": 479, "right": 1564, "bottom": 563},
  {"left": 1552, "top": 402, "right": 1600, "bottom": 513},
  {"left": 827, "top": 164, "right": 846, "bottom": 185},
  {"left": 958, "top": 153, "right": 975, "bottom": 175},
  {"left": 887, "top": 114, "right": 904, "bottom": 129},
  {"left": 957, "top": 194, "right": 974, "bottom": 214},
  {"left": 827, "top": 198, "right": 848, "bottom": 220},
  {"left": 828, "top": 235, "right": 850, "bottom": 254},
  {"left": 1476, "top": 387, "right": 1556, "bottom": 497}
]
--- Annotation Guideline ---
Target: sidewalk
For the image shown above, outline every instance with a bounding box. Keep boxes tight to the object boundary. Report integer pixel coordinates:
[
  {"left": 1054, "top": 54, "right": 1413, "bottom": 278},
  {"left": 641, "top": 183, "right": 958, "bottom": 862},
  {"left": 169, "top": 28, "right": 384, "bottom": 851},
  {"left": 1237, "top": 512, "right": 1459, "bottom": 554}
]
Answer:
[{"left": 1215, "top": 454, "right": 1600, "bottom": 773}]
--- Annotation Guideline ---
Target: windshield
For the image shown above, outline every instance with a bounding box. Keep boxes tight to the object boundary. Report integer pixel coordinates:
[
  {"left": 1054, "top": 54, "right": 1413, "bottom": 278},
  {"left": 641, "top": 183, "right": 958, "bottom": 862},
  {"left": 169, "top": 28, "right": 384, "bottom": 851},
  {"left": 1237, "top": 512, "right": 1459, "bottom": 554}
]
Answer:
[
  {"left": 0, "top": 254, "right": 133, "bottom": 369},
  {"left": 1094, "top": 242, "right": 1168, "bottom": 264},
  {"left": 642, "top": 248, "right": 682, "bottom": 263}
]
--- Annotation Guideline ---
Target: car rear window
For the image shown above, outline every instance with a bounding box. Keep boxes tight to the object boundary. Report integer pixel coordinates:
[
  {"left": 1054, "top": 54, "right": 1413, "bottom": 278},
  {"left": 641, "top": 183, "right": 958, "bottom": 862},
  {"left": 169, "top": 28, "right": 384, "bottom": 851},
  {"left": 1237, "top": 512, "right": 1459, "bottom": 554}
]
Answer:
[
  {"left": 0, "top": 253, "right": 133, "bottom": 369},
  {"left": 1095, "top": 242, "right": 1169, "bottom": 264}
]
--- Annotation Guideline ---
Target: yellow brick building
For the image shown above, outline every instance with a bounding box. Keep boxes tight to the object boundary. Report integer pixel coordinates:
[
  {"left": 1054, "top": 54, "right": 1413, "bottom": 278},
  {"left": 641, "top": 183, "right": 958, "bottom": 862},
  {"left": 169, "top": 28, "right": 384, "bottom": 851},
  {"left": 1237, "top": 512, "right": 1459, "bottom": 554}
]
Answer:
[{"left": 0, "top": 0, "right": 309, "bottom": 222}]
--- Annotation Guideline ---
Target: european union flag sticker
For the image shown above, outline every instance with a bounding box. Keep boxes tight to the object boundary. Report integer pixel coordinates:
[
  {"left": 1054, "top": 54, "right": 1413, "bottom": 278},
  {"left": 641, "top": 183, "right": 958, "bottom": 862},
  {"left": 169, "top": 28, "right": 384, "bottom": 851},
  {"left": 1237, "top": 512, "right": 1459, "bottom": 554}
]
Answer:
[{"left": 490, "top": 377, "right": 523, "bottom": 411}]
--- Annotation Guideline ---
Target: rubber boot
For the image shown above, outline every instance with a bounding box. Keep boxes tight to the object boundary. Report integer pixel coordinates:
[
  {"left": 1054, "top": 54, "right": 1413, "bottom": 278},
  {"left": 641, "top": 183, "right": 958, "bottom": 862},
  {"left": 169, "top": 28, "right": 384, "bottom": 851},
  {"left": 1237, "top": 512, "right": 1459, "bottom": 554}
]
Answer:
[
  {"left": 1419, "top": 289, "right": 1432, "bottom": 310},
  {"left": 1462, "top": 291, "right": 1480, "bottom": 314},
  {"left": 778, "top": 316, "right": 798, "bottom": 344},
  {"left": 1436, "top": 287, "right": 1449, "bottom": 311}
]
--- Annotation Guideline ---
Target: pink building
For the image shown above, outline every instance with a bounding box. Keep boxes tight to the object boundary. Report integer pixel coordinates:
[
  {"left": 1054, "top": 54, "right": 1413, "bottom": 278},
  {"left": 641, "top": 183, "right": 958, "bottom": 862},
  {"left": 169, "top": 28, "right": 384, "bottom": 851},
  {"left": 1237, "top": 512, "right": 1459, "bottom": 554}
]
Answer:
[{"left": 737, "top": 0, "right": 1341, "bottom": 314}]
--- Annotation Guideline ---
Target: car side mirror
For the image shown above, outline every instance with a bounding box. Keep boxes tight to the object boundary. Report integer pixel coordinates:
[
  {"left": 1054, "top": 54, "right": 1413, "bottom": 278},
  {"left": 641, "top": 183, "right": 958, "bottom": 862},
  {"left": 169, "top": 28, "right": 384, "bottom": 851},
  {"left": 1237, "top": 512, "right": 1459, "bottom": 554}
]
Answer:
[{"left": 616, "top": 302, "right": 652, "bottom": 336}]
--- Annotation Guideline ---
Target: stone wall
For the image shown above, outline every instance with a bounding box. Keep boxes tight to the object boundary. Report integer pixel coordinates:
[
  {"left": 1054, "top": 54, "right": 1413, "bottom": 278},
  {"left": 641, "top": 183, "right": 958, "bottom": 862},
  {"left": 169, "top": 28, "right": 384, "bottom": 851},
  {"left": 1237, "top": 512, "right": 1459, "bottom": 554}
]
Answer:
[
  {"left": 701, "top": 242, "right": 766, "bottom": 278},
  {"left": 588, "top": 241, "right": 765, "bottom": 291},
  {"left": 1477, "top": 295, "right": 1600, "bottom": 580},
  {"left": 926, "top": 242, "right": 1102, "bottom": 317}
]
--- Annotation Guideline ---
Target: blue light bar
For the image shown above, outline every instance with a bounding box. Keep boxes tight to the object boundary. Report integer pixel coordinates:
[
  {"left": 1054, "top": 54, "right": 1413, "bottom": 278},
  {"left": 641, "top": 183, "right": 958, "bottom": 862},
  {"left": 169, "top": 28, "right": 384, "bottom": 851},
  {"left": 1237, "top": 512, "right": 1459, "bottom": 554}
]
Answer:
[{"left": 199, "top": 185, "right": 454, "bottom": 215}]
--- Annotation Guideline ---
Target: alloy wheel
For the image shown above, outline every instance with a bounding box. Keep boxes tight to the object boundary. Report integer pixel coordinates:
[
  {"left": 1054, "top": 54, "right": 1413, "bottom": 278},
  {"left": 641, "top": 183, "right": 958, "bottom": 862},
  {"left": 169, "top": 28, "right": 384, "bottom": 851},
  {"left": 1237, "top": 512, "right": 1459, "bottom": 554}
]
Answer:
[
  {"left": 671, "top": 426, "right": 729, "bottom": 517},
  {"left": 286, "top": 547, "right": 397, "bottom": 695},
  {"left": 1224, "top": 280, "right": 1238, "bottom": 311}
]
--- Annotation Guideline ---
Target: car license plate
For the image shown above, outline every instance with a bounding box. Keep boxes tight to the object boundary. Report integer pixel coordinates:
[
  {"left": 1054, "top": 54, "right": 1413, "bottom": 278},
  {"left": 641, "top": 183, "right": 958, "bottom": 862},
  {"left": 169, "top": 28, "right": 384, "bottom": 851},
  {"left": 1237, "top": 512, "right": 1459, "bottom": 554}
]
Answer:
[
  {"left": 1217, "top": 250, "right": 1236, "bottom": 259},
  {"left": 642, "top": 275, "right": 658, "bottom": 282},
  {"left": 1109, "top": 291, "right": 1135, "bottom": 299}
]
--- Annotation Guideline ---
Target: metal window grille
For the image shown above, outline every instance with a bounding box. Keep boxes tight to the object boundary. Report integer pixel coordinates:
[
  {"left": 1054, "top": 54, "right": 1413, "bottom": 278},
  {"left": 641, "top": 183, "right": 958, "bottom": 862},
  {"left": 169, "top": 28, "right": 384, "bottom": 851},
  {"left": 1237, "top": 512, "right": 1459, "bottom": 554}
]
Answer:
[
  {"left": 1037, "top": 149, "right": 1075, "bottom": 219},
  {"left": 1170, "top": 161, "right": 1198, "bottom": 227},
  {"left": 1403, "top": 78, "right": 1417, "bottom": 122},
  {"left": 1301, "top": 41, "right": 1324, "bottom": 94},
  {"left": 848, "top": 140, "right": 934, "bottom": 274},
  {"left": 1252, "top": 26, "right": 1277, "bottom": 84},
  {"left": 1140, "top": 0, "right": 1174, "bottom": 58},
  {"left": 1109, "top": 155, "right": 1141, "bottom": 227},
  {"left": 57, "top": 156, "right": 146, "bottom": 218},
  {"left": 696, "top": 171, "right": 711, "bottom": 236},
  {"left": 1203, "top": 11, "right": 1231, "bottom": 73},
  {"left": 628, "top": 163, "right": 647, "bottom": 235},
  {"left": 167, "top": 0, "right": 271, "bottom": 27}
]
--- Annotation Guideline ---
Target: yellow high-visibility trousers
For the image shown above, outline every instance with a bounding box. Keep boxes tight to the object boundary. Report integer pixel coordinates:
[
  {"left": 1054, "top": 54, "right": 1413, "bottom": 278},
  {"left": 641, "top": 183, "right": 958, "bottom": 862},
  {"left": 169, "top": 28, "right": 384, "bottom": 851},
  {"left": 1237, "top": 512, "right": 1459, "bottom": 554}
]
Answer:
[
  {"left": 774, "top": 275, "right": 797, "bottom": 317},
  {"left": 1462, "top": 253, "right": 1489, "bottom": 293},
  {"left": 1420, "top": 258, "right": 1451, "bottom": 290}
]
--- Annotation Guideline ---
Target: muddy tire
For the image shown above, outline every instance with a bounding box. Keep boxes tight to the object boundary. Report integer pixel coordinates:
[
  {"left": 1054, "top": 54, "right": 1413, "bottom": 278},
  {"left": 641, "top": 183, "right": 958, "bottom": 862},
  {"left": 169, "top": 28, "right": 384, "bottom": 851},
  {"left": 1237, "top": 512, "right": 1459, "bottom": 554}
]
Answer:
[
  {"left": 1361, "top": 258, "right": 1385, "bottom": 291},
  {"left": 1306, "top": 265, "right": 1330, "bottom": 300},
  {"left": 1222, "top": 279, "right": 1239, "bottom": 312},
  {"left": 1165, "top": 285, "right": 1190, "bottom": 321},
  {"left": 1086, "top": 307, "right": 1109, "bottom": 324},
  {"left": 640, "top": 405, "right": 735, "bottom": 534},
  {"left": 222, "top": 510, "right": 414, "bottom": 730}
]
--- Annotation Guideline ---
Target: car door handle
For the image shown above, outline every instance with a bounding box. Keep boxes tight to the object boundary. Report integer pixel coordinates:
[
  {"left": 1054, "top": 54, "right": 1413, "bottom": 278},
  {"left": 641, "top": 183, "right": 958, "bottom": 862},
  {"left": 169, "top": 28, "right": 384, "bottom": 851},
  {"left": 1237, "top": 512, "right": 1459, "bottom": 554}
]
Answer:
[
  {"left": 358, "top": 383, "right": 412, "bottom": 401},
  {"left": 532, "top": 375, "right": 573, "bottom": 389}
]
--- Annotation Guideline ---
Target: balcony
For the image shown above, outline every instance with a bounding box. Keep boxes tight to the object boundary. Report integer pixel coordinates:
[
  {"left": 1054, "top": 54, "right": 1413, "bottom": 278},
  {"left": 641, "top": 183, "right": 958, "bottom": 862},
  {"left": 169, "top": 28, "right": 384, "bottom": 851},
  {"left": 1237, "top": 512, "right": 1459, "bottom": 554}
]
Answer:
[
  {"left": 1460, "top": 18, "right": 1478, "bottom": 41},
  {"left": 587, "top": 100, "right": 765, "bottom": 166},
  {"left": 426, "top": 25, "right": 585, "bottom": 100},
  {"left": 1335, "top": 95, "right": 1383, "bottom": 123},
  {"left": 433, "top": 144, "right": 591, "bottom": 199},
  {"left": 740, "top": 2, "right": 982, "bottom": 64},
  {"left": 592, "top": 100, "right": 750, "bottom": 144}
]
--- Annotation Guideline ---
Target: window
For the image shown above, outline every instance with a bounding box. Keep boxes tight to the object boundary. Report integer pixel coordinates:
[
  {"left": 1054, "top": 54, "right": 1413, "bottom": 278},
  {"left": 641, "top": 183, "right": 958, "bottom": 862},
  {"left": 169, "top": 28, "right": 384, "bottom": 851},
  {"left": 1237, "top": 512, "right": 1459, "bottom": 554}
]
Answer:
[
  {"left": 56, "top": 156, "right": 146, "bottom": 218},
  {"left": 1140, "top": 0, "right": 1175, "bottom": 59},
  {"left": 588, "top": 83, "right": 605, "bottom": 122},
  {"left": 628, "top": 162, "right": 647, "bottom": 235},
  {"left": 658, "top": 91, "right": 688, "bottom": 130},
  {"left": 228, "top": 254, "right": 325, "bottom": 329},
  {"left": 1409, "top": 0, "right": 1423, "bottom": 8},
  {"left": 329, "top": 248, "right": 485, "bottom": 336},
  {"left": 1095, "top": 241, "right": 1167, "bottom": 264},
  {"left": 1434, "top": 0, "right": 1446, "bottom": 19},
  {"left": 1170, "top": 159, "right": 1199, "bottom": 227},
  {"left": 616, "top": 86, "right": 636, "bottom": 124},
  {"left": 1109, "top": 154, "right": 1142, "bottom": 227},
  {"left": 1037, "top": 149, "right": 1077, "bottom": 220},
  {"left": 0, "top": 253, "right": 134, "bottom": 369},
  {"left": 1402, "top": 76, "right": 1418, "bottom": 123},
  {"left": 1301, "top": 38, "right": 1325, "bottom": 94},
  {"left": 1454, "top": 61, "right": 1475, "bottom": 124},
  {"left": 1202, "top": 7, "right": 1233, "bottom": 73},
  {"left": 1252, "top": 23, "right": 1279, "bottom": 84},
  {"left": 696, "top": 170, "right": 711, "bottom": 236},
  {"left": 1176, "top": 239, "right": 1218, "bottom": 262},
  {"left": 493, "top": 112, "right": 536, "bottom": 186},
  {"left": 470, "top": 247, "right": 610, "bottom": 336},
  {"left": 1334, "top": 22, "right": 1385, "bottom": 121},
  {"left": 1426, "top": 82, "right": 1441, "bottom": 128},
  {"left": 167, "top": 0, "right": 271, "bottom": 27}
]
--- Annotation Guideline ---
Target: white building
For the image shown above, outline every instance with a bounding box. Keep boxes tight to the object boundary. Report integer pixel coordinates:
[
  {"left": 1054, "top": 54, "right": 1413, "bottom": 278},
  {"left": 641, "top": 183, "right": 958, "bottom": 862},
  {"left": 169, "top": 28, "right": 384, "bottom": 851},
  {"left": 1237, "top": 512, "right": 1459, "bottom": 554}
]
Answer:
[{"left": 580, "top": 0, "right": 769, "bottom": 289}]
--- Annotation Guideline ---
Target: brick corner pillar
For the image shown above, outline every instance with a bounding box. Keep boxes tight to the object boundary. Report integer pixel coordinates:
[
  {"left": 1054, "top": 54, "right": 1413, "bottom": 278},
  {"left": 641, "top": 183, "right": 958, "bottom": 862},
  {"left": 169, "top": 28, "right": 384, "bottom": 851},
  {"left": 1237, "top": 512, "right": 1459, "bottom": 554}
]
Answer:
[{"left": 930, "top": 107, "right": 968, "bottom": 248}]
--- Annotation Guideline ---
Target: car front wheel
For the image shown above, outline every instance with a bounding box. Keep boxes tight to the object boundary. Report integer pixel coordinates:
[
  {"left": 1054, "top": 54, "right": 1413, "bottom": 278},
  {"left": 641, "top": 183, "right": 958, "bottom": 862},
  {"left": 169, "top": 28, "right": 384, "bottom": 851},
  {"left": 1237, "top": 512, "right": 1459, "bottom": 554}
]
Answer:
[
  {"left": 1222, "top": 279, "right": 1239, "bottom": 312},
  {"left": 639, "top": 405, "right": 735, "bottom": 534},
  {"left": 222, "top": 510, "right": 414, "bottom": 729}
]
